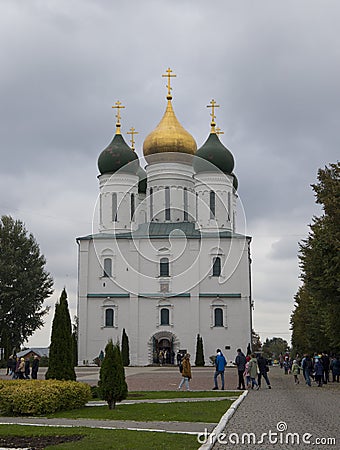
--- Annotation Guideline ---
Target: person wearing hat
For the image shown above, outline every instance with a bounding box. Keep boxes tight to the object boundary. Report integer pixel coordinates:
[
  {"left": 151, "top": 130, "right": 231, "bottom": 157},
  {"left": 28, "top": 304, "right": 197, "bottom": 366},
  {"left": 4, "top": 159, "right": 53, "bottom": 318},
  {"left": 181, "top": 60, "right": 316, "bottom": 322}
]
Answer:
[
  {"left": 314, "top": 356, "right": 324, "bottom": 387},
  {"left": 292, "top": 359, "right": 300, "bottom": 384},
  {"left": 178, "top": 353, "right": 192, "bottom": 391}
]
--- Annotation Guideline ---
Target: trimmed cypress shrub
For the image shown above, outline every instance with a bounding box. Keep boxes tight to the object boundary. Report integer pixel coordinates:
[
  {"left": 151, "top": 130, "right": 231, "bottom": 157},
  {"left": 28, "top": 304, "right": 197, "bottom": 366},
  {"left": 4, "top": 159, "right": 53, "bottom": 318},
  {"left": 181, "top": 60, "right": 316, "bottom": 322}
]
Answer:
[
  {"left": 98, "top": 339, "right": 128, "bottom": 409},
  {"left": 121, "top": 328, "right": 130, "bottom": 367},
  {"left": 195, "top": 334, "right": 205, "bottom": 366},
  {"left": 45, "top": 289, "right": 76, "bottom": 380}
]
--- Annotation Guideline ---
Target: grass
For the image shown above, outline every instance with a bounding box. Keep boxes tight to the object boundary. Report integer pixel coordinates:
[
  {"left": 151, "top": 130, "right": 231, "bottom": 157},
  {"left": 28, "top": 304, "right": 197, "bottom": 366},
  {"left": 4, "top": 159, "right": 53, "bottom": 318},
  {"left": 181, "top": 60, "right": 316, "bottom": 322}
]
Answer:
[
  {"left": 49, "top": 399, "right": 233, "bottom": 423},
  {"left": 0, "top": 425, "right": 200, "bottom": 450}
]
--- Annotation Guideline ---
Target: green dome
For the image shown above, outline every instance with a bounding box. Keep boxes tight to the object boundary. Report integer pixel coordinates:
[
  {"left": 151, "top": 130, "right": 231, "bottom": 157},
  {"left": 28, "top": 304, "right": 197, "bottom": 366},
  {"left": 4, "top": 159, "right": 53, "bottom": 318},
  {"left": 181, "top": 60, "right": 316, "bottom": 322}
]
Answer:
[
  {"left": 137, "top": 166, "right": 147, "bottom": 194},
  {"left": 231, "top": 173, "right": 238, "bottom": 191},
  {"left": 98, "top": 134, "right": 139, "bottom": 175},
  {"left": 194, "top": 133, "right": 234, "bottom": 174}
]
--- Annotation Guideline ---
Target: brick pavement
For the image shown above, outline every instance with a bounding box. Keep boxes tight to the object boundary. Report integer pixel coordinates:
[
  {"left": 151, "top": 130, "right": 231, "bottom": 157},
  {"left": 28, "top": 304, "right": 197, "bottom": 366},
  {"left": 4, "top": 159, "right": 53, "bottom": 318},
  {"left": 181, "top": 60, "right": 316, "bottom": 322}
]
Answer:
[{"left": 212, "top": 366, "right": 340, "bottom": 450}]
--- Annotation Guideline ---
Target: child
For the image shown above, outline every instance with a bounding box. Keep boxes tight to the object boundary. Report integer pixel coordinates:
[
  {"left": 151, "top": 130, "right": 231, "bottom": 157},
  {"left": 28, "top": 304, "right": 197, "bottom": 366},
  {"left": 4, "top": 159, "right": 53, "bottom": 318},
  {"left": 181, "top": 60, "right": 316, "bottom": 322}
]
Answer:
[
  {"left": 292, "top": 359, "right": 300, "bottom": 384},
  {"left": 244, "top": 357, "right": 251, "bottom": 388}
]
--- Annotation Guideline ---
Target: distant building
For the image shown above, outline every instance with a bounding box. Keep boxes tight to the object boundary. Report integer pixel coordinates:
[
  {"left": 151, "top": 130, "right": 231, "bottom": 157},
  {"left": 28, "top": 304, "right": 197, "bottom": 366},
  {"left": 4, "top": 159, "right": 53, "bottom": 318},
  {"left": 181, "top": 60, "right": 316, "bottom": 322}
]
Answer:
[
  {"left": 16, "top": 347, "right": 49, "bottom": 359},
  {"left": 77, "top": 70, "right": 253, "bottom": 366}
]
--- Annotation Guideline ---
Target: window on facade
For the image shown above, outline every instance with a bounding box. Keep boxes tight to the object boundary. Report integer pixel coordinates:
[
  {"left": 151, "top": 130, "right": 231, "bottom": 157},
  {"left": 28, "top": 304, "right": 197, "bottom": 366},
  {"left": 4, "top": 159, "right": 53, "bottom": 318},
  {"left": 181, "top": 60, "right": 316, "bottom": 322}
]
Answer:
[
  {"left": 103, "top": 258, "right": 112, "bottom": 277},
  {"left": 160, "top": 257, "right": 169, "bottom": 277},
  {"left": 165, "top": 187, "right": 170, "bottom": 220},
  {"left": 105, "top": 308, "right": 114, "bottom": 327},
  {"left": 183, "top": 187, "right": 188, "bottom": 221},
  {"left": 212, "top": 257, "right": 221, "bottom": 277},
  {"left": 150, "top": 187, "right": 153, "bottom": 220},
  {"left": 160, "top": 308, "right": 170, "bottom": 325},
  {"left": 112, "top": 193, "right": 118, "bottom": 222},
  {"left": 130, "top": 193, "right": 135, "bottom": 221},
  {"left": 210, "top": 191, "right": 216, "bottom": 218},
  {"left": 214, "top": 308, "right": 223, "bottom": 327}
]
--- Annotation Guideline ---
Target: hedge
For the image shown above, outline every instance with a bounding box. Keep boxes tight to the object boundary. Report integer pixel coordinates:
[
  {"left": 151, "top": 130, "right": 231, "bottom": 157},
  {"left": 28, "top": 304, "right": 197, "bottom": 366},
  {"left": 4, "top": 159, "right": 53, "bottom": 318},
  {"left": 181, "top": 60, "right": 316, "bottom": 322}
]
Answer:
[{"left": 0, "top": 379, "right": 91, "bottom": 415}]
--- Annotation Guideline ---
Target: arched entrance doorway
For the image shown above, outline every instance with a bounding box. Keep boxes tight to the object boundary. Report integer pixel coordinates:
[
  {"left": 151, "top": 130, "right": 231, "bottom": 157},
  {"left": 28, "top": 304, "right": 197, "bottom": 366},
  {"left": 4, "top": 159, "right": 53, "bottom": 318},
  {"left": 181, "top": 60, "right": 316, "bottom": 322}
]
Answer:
[{"left": 148, "top": 331, "right": 179, "bottom": 365}]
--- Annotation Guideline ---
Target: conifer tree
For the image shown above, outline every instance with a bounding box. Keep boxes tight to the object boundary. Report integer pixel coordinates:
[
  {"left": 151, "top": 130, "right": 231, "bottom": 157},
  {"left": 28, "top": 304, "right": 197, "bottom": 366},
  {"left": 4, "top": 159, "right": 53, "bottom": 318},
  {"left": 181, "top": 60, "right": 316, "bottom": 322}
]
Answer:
[
  {"left": 99, "top": 339, "right": 128, "bottom": 409},
  {"left": 195, "top": 334, "right": 205, "bottom": 366},
  {"left": 121, "top": 328, "right": 130, "bottom": 367},
  {"left": 45, "top": 289, "right": 76, "bottom": 380}
]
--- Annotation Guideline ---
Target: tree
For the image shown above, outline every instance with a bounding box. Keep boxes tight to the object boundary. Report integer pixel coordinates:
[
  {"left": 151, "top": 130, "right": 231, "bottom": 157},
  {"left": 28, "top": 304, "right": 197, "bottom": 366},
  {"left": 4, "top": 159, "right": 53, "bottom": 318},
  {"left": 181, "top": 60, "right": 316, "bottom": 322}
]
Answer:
[
  {"left": 262, "top": 337, "right": 289, "bottom": 359},
  {"left": 0, "top": 215, "right": 53, "bottom": 358},
  {"left": 291, "top": 162, "right": 340, "bottom": 353},
  {"left": 99, "top": 339, "right": 128, "bottom": 409},
  {"left": 45, "top": 289, "right": 76, "bottom": 380},
  {"left": 72, "top": 316, "right": 78, "bottom": 368},
  {"left": 252, "top": 329, "right": 262, "bottom": 352},
  {"left": 121, "top": 328, "right": 130, "bottom": 367},
  {"left": 195, "top": 334, "right": 205, "bottom": 366}
]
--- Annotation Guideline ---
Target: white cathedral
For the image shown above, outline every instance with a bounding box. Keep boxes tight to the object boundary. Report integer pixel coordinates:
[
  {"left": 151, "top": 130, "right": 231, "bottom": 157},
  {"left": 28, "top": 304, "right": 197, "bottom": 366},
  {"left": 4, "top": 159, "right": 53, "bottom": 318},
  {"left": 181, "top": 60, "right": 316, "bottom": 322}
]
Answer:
[{"left": 77, "top": 70, "right": 253, "bottom": 366}]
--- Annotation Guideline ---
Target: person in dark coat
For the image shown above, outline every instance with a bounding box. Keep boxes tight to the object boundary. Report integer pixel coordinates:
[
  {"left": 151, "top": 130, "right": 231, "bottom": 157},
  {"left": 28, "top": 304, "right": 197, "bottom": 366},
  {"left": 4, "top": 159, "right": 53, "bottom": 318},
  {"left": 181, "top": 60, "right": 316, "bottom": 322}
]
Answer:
[
  {"left": 31, "top": 356, "right": 40, "bottom": 380},
  {"left": 24, "top": 358, "right": 30, "bottom": 379},
  {"left": 321, "top": 352, "right": 330, "bottom": 384},
  {"left": 257, "top": 355, "right": 271, "bottom": 389},
  {"left": 235, "top": 348, "right": 246, "bottom": 390},
  {"left": 331, "top": 356, "right": 340, "bottom": 382},
  {"left": 314, "top": 356, "right": 324, "bottom": 387}
]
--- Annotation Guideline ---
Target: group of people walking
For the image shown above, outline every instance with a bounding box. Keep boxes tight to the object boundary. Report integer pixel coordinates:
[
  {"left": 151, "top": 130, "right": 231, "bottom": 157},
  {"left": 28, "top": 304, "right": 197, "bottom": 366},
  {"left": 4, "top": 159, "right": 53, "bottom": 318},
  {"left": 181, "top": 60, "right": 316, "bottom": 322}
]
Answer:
[
  {"left": 177, "top": 348, "right": 272, "bottom": 391},
  {"left": 289, "top": 352, "right": 340, "bottom": 387},
  {"left": 6, "top": 354, "right": 40, "bottom": 380}
]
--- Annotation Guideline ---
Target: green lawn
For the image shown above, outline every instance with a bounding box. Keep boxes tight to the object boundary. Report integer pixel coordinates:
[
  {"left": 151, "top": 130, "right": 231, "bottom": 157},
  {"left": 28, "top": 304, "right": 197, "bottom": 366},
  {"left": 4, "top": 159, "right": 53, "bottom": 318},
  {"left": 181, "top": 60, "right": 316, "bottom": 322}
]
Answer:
[
  {"left": 0, "top": 425, "right": 199, "bottom": 450},
  {"left": 50, "top": 399, "right": 233, "bottom": 423}
]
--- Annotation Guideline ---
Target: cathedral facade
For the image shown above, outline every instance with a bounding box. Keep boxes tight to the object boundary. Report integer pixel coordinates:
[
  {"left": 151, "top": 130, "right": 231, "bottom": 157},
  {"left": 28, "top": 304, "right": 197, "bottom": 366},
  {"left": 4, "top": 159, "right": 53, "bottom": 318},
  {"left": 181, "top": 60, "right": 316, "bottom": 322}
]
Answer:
[{"left": 77, "top": 70, "right": 253, "bottom": 366}]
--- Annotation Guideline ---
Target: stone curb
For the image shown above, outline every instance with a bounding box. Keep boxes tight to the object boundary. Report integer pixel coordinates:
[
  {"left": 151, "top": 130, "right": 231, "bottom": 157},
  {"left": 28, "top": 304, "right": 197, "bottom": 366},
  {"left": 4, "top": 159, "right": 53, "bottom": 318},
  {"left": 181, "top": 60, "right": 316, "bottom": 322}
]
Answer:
[{"left": 197, "top": 389, "right": 248, "bottom": 450}]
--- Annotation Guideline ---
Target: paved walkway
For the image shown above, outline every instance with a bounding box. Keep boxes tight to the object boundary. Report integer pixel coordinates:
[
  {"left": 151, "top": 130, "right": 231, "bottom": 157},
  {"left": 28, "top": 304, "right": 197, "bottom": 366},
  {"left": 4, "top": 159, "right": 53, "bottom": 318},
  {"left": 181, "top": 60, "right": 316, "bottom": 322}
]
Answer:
[
  {"left": 212, "top": 367, "right": 340, "bottom": 450},
  {"left": 1, "top": 366, "right": 339, "bottom": 449}
]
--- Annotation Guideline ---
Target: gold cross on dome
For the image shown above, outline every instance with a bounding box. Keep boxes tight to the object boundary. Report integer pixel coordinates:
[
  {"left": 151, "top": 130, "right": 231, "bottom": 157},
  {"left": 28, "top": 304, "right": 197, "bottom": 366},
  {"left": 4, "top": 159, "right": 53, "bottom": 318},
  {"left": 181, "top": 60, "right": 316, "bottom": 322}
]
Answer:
[
  {"left": 127, "top": 127, "right": 139, "bottom": 151},
  {"left": 216, "top": 127, "right": 224, "bottom": 136},
  {"left": 207, "top": 99, "right": 220, "bottom": 123},
  {"left": 112, "top": 100, "right": 125, "bottom": 125},
  {"left": 162, "top": 67, "right": 176, "bottom": 99}
]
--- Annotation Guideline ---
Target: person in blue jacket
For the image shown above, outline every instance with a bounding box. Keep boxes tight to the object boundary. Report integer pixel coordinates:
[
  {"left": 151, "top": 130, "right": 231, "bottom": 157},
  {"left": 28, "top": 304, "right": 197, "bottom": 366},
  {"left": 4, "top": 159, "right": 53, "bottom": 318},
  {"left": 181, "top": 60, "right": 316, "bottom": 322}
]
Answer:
[{"left": 213, "top": 349, "right": 227, "bottom": 390}]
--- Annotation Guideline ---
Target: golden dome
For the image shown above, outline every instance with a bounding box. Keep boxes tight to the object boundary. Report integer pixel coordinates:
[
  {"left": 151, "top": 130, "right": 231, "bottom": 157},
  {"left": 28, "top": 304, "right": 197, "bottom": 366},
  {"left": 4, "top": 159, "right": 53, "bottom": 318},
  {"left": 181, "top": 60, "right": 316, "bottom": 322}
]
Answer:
[{"left": 143, "top": 99, "right": 197, "bottom": 157}]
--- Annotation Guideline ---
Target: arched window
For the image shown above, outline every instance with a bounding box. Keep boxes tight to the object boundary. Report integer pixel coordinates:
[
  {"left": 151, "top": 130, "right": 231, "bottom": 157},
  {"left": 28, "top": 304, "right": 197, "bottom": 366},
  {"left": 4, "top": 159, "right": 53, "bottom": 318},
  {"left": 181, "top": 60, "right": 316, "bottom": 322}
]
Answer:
[
  {"left": 160, "top": 308, "right": 170, "bottom": 325},
  {"left": 212, "top": 257, "right": 221, "bottom": 277},
  {"left": 150, "top": 187, "right": 153, "bottom": 220},
  {"left": 105, "top": 308, "right": 114, "bottom": 327},
  {"left": 103, "top": 258, "right": 112, "bottom": 277},
  {"left": 112, "top": 193, "right": 118, "bottom": 222},
  {"left": 210, "top": 191, "right": 215, "bottom": 218},
  {"left": 130, "top": 193, "right": 135, "bottom": 221},
  {"left": 165, "top": 187, "right": 170, "bottom": 221},
  {"left": 160, "top": 257, "right": 169, "bottom": 277},
  {"left": 214, "top": 308, "right": 223, "bottom": 327},
  {"left": 183, "top": 187, "right": 188, "bottom": 221}
]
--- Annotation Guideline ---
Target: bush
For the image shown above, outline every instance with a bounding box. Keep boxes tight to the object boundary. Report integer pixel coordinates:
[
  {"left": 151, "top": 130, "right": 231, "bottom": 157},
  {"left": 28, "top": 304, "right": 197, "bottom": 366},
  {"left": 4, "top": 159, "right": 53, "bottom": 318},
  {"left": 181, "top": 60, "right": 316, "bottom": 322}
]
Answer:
[{"left": 0, "top": 380, "right": 91, "bottom": 415}]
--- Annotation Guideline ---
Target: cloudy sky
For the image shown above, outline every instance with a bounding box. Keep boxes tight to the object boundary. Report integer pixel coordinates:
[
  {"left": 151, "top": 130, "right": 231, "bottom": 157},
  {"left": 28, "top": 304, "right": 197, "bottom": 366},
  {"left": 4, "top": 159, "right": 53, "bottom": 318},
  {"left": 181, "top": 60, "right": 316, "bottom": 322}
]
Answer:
[{"left": 1, "top": 0, "right": 339, "bottom": 349}]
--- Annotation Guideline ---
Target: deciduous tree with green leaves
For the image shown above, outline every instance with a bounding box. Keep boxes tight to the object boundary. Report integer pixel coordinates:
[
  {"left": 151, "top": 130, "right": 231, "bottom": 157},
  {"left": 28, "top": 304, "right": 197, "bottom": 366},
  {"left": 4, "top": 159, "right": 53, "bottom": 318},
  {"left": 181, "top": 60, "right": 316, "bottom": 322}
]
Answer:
[
  {"left": 45, "top": 289, "right": 76, "bottom": 380},
  {"left": 262, "top": 337, "right": 289, "bottom": 359},
  {"left": 99, "top": 339, "right": 128, "bottom": 409},
  {"left": 0, "top": 215, "right": 53, "bottom": 359},
  {"left": 291, "top": 162, "right": 340, "bottom": 353}
]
